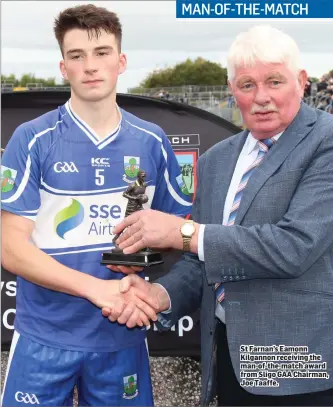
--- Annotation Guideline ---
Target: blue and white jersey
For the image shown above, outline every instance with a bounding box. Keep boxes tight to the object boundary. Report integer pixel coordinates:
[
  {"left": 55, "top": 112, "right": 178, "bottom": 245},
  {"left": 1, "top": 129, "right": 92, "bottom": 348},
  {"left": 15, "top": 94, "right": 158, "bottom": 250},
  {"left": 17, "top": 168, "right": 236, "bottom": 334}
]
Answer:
[{"left": 1, "top": 101, "right": 192, "bottom": 352}]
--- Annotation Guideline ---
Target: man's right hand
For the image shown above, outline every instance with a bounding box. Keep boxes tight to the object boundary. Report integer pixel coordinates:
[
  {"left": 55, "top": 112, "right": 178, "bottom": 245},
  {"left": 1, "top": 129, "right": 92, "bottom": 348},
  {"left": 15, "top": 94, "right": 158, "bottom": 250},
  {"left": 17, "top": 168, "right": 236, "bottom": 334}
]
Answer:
[
  {"left": 86, "top": 278, "right": 159, "bottom": 328},
  {"left": 101, "top": 275, "right": 171, "bottom": 327}
]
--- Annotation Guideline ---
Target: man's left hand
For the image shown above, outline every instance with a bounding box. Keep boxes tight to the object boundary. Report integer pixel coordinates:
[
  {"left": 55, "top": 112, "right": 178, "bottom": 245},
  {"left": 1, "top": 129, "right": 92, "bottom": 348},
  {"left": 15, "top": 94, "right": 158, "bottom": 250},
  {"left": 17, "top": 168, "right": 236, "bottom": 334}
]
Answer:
[{"left": 113, "top": 209, "right": 184, "bottom": 254}]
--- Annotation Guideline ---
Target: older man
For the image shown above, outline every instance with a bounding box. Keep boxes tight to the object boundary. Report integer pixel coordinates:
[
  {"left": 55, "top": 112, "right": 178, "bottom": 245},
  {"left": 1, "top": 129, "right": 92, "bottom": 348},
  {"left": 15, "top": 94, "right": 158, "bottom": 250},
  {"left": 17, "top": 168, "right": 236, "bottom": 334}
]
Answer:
[{"left": 105, "top": 25, "right": 333, "bottom": 406}]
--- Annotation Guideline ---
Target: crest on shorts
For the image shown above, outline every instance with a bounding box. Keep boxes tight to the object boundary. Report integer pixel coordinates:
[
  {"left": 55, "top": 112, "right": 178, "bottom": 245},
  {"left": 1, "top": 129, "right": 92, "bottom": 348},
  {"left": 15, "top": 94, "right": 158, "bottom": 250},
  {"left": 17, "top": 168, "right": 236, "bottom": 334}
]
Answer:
[{"left": 123, "top": 374, "right": 138, "bottom": 399}]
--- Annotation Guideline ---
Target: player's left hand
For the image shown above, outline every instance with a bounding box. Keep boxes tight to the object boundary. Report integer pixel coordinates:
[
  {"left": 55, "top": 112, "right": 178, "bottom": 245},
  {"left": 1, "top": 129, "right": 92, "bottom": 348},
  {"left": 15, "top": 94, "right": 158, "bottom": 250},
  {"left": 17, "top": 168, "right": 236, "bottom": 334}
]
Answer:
[
  {"left": 112, "top": 209, "right": 184, "bottom": 254},
  {"left": 106, "top": 264, "right": 144, "bottom": 274}
]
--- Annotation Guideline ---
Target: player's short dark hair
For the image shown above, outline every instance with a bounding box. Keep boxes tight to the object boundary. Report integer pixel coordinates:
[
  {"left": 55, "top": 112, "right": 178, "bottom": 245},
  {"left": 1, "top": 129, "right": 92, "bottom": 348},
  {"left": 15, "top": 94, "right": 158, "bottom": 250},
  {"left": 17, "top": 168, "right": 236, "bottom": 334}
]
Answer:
[{"left": 54, "top": 4, "right": 122, "bottom": 55}]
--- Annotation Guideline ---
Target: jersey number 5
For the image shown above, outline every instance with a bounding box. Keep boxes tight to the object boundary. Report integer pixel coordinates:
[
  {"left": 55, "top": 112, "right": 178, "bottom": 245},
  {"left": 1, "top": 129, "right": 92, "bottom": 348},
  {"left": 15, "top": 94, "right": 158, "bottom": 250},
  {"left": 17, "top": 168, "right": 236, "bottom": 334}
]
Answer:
[{"left": 95, "top": 169, "right": 105, "bottom": 186}]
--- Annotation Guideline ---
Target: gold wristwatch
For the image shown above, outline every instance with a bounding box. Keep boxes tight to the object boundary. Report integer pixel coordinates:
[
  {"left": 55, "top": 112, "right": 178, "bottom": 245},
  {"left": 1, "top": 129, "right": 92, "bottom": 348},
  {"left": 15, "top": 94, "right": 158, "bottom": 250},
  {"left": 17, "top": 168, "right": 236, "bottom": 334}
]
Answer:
[{"left": 180, "top": 220, "right": 195, "bottom": 251}]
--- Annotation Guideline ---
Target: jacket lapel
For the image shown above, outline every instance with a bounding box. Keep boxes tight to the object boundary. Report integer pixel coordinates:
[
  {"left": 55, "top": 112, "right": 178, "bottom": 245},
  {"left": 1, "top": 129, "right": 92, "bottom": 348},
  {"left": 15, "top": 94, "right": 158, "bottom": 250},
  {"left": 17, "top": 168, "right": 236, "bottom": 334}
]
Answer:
[
  {"left": 235, "top": 103, "right": 317, "bottom": 225},
  {"left": 212, "top": 130, "right": 249, "bottom": 224}
]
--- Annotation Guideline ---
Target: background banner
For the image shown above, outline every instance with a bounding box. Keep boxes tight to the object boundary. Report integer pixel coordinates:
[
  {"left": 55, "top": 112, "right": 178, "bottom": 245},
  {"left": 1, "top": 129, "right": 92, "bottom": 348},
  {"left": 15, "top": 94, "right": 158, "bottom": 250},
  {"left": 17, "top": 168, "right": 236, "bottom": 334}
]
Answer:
[{"left": 1, "top": 91, "right": 240, "bottom": 356}]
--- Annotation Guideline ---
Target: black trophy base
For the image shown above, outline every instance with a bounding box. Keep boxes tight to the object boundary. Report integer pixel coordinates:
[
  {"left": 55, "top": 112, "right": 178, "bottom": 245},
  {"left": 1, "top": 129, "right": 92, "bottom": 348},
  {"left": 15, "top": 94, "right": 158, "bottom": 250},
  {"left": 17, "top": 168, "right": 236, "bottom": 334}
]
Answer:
[{"left": 101, "top": 250, "right": 163, "bottom": 267}]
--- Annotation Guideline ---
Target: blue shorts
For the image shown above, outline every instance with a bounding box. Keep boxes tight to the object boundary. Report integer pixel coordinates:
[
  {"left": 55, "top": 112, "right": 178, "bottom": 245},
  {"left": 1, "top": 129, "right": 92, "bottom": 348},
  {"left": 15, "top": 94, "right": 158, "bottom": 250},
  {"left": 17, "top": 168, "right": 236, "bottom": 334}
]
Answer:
[{"left": 1, "top": 331, "right": 153, "bottom": 406}]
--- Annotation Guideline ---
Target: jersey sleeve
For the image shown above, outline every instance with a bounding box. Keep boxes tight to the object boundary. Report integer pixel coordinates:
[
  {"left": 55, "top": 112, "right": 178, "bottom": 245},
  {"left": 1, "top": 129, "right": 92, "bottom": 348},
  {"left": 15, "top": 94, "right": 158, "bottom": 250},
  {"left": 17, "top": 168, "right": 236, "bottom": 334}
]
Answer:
[
  {"left": 1, "top": 124, "right": 41, "bottom": 221},
  {"left": 150, "top": 127, "right": 192, "bottom": 217}
]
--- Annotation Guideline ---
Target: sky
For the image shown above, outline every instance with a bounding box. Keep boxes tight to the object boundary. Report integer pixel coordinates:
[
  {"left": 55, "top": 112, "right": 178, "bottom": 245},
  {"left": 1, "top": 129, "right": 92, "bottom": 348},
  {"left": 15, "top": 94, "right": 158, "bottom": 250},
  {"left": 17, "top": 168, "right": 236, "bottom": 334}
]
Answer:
[{"left": 2, "top": 1, "right": 333, "bottom": 93}]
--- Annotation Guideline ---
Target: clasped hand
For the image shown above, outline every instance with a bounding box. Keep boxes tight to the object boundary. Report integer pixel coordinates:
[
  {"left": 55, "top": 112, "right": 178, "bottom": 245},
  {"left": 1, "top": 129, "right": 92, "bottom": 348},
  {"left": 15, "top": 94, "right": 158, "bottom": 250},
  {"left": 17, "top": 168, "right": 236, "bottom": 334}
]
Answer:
[
  {"left": 89, "top": 275, "right": 169, "bottom": 328},
  {"left": 99, "top": 209, "right": 177, "bottom": 326}
]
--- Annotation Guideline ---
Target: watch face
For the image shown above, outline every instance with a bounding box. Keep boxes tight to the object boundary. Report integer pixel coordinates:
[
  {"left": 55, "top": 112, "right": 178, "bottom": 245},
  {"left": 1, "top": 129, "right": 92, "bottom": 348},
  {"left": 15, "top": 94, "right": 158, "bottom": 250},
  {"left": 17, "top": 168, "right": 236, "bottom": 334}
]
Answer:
[{"left": 182, "top": 222, "right": 195, "bottom": 237}]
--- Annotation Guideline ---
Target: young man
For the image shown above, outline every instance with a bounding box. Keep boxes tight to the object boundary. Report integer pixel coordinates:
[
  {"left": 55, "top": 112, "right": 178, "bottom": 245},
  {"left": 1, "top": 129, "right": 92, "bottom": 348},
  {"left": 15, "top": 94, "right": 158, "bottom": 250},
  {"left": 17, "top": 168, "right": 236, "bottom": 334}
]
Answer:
[{"left": 1, "top": 4, "right": 191, "bottom": 406}]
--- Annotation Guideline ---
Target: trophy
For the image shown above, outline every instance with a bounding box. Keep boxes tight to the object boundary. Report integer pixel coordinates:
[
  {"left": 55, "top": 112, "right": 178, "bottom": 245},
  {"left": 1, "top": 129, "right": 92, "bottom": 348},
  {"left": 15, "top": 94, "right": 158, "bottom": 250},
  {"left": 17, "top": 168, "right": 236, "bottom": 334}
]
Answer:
[{"left": 101, "top": 170, "right": 163, "bottom": 267}]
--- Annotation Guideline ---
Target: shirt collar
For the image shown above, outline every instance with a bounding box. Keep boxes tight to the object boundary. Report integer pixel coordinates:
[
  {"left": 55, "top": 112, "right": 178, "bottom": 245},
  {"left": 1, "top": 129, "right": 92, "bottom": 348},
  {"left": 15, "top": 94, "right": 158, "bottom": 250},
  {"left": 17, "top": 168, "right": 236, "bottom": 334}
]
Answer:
[{"left": 244, "top": 131, "right": 284, "bottom": 155}]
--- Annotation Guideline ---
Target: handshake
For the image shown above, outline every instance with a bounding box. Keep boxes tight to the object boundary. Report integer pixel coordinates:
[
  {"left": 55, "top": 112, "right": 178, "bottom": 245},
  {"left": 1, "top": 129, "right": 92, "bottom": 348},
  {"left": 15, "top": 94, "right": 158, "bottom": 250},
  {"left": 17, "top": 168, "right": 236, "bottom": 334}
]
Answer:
[
  {"left": 87, "top": 208, "right": 191, "bottom": 327},
  {"left": 87, "top": 274, "right": 170, "bottom": 328}
]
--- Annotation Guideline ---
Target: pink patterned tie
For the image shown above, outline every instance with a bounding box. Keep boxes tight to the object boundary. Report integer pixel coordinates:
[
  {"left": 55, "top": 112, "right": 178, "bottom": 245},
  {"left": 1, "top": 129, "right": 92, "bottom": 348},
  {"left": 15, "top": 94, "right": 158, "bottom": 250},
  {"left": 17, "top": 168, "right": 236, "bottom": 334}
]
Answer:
[{"left": 215, "top": 138, "right": 275, "bottom": 305}]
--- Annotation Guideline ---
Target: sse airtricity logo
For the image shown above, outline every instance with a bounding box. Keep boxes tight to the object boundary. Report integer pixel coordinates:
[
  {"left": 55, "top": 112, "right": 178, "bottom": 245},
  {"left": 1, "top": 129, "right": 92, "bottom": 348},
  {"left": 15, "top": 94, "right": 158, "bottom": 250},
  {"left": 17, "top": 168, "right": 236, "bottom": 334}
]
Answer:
[{"left": 54, "top": 199, "right": 84, "bottom": 239}]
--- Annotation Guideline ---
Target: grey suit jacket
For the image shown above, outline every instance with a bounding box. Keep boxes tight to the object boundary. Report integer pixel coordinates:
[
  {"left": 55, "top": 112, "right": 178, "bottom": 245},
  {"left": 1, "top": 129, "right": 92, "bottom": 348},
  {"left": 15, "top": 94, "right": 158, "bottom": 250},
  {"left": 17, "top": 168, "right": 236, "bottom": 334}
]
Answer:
[{"left": 156, "top": 102, "right": 333, "bottom": 405}]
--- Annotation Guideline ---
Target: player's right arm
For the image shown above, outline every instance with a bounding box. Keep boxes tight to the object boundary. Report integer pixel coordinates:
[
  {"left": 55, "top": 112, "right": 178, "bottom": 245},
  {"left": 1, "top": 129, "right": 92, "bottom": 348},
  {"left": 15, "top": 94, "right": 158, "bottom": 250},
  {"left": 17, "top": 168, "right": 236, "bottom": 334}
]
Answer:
[
  {"left": 1, "top": 213, "right": 156, "bottom": 326},
  {"left": 2, "top": 210, "right": 101, "bottom": 297},
  {"left": 1, "top": 124, "right": 157, "bottom": 325}
]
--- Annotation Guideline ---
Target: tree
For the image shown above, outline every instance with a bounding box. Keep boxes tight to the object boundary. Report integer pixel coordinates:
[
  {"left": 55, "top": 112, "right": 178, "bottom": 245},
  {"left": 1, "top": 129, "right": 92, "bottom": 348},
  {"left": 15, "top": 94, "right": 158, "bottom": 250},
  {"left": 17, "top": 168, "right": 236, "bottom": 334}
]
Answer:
[
  {"left": 1, "top": 73, "right": 58, "bottom": 87},
  {"left": 19, "top": 73, "right": 56, "bottom": 87},
  {"left": 138, "top": 57, "right": 228, "bottom": 88},
  {"left": 1, "top": 74, "right": 19, "bottom": 86}
]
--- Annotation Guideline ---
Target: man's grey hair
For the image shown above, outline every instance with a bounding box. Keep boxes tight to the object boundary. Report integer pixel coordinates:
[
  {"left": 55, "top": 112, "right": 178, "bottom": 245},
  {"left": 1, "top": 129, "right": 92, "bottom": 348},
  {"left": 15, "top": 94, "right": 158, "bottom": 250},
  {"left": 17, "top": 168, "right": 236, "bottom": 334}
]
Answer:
[{"left": 227, "top": 25, "right": 302, "bottom": 81}]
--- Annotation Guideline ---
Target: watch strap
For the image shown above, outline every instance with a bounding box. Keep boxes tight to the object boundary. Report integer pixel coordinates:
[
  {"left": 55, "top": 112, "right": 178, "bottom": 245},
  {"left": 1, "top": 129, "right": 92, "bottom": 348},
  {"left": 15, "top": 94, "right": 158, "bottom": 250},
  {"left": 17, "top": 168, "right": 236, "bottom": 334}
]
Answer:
[{"left": 183, "top": 236, "right": 191, "bottom": 251}]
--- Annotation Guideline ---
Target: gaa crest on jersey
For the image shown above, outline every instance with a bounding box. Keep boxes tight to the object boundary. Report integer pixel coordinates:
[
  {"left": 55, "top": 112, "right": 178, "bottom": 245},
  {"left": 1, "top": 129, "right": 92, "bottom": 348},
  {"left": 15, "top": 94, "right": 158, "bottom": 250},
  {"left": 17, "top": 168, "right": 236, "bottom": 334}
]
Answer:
[
  {"left": 1, "top": 165, "right": 17, "bottom": 193},
  {"left": 123, "top": 156, "right": 140, "bottom": 183}
]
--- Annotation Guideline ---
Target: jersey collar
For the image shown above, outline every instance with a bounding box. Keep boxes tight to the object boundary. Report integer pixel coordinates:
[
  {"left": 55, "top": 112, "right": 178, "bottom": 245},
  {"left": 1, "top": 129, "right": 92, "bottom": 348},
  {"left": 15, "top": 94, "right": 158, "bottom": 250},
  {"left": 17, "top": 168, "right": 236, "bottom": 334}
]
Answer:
[{"left": 65, "top": 100, "right": 122, "bottom": 150}]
